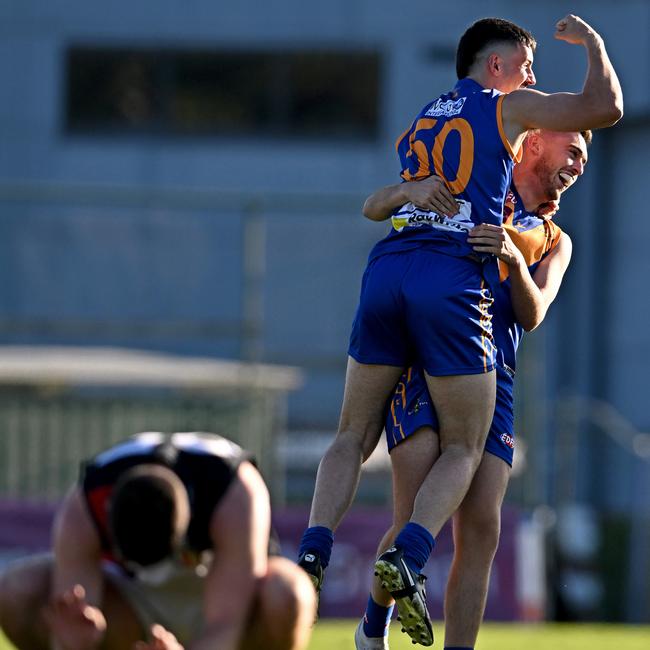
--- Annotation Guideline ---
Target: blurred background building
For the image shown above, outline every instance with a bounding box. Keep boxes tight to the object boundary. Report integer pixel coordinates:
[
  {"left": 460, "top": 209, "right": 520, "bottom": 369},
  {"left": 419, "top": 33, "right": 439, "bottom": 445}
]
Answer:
[{"left": 0, "top": 0, "right": 648, "bottom": 623}]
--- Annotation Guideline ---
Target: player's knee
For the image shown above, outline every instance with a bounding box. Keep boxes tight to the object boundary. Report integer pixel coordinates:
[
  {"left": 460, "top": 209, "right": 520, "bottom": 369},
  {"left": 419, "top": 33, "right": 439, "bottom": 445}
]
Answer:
[
  {"left": 324, "top": 430, "right": 369, "bottom": 466},
  {"left": 261, "top": 558, "right": 317, "bottom": 628},
  {"left": 0, "top": 561, "right": 34, "bottom": 618},
  {"left": 459, "top": 507, "right": 501, "bottom": 555},
  {"left": 440, "top": 441, "right": 484, "bottom": 472},
  {"left": 337, "top": 413, "right": 384, "bottom": 462},
  {"left": 0, "top": 556, "right": 50, "bottom": 639}
]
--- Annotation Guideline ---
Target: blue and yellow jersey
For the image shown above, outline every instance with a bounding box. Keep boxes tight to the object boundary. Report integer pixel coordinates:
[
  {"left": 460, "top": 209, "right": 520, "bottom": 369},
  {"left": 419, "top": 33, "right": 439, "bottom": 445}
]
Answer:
[
  {"left": 369, "top": 78, "right": 521, "bottom": 262},
  {"left": 493, "top": 186, "right": 563, "bottom": 371},
  {"left": 385, "top": 189, "right": 563, "bottom": 447}
]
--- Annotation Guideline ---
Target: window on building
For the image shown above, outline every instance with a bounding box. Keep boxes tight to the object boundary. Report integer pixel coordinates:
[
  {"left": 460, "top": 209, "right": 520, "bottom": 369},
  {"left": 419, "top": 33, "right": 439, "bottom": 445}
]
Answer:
[{"left": 65, "top": 46, "right": 380, "bottom": 140}]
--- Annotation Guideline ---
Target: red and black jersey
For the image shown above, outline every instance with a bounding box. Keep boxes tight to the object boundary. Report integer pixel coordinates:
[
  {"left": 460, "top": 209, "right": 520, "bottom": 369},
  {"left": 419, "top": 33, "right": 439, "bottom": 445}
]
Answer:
[{"left": 81, "top": 432, "right": 251, "bottom": 559}]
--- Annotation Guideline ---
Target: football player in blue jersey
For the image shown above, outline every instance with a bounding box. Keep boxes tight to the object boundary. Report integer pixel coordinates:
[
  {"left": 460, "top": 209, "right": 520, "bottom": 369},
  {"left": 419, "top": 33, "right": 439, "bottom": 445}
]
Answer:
[
  {"left": 0, "top": 433, "right": 316, "bottom": 650},
  {"left": 353, "top": 127, "right": 589, "bottom": 650},
  {"left": 299, "top": 15, "right": 620, "bottom": 645}
]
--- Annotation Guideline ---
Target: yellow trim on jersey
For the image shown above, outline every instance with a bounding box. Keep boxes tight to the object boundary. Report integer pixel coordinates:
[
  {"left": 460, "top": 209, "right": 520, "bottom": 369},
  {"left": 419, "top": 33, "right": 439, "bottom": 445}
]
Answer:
[
  {"left": 478, "top": 279, "right": 494, "bottom": 372},
  {"left": 496, "top": 94, "right": 522, "bottom": 163},
  {"left": 498, "top": 220, "right": 564, "bottom": 282}
]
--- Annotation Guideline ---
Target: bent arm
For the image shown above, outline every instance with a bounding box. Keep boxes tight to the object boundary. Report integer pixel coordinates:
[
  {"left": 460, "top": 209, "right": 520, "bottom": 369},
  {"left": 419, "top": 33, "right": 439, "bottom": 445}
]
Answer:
[
  {"left": 503, "top": 18, "right": 623, "bottom": 146},
  {"left": 49, "top": 487, "right": 106, "bottom": 650},
  {"left": 52, "top": 488, "right": 104, "bottom": 609},
  {"left": 363, "top": 183, "right": 409, "bottom": 221},
  {"left": 363, "top": 176, "right": 459, "bottom": 221},
  {"left": 510, "top": 233, "right": 573, "bottom": 331},
  {"left": 190, "top": 462, "right": 270, "bottom": 650}
]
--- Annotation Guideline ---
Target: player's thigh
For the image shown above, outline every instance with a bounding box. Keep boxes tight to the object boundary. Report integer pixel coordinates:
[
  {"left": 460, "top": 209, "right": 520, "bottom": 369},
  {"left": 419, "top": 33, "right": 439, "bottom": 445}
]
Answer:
[
  {"left": 455, "top": 452, "right": 510, "bottom": 548},
  {"left": 390, "top": 426, "right": 441, "bottom": 527},
  {"left": 338, "top": 356, "right": 403, "bottom": 457},
  {"left": 425, "top": 370, "right": 496, "bottom": 449}
]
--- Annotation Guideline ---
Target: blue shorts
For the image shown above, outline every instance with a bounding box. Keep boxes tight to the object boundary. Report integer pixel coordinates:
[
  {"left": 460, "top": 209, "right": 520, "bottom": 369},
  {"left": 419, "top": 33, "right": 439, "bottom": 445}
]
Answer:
[
  {"left": 385, "top": 364, "right": 515, "bottom": 466},
  {"left": 348, "top": 250, "right": 496, "bottom": 376}
]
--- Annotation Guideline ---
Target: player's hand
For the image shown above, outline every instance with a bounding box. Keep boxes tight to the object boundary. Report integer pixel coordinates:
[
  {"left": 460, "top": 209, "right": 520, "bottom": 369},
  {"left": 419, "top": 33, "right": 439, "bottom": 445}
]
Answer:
[
  {"left": 43, "top": 584, "right": 107, "bottom": 650},
  {"left": 554, "top": 15, "right": 601, "bottom": 46},
  {"left": 134, "top": 624, "right": 184, "bottom": 650},
  {"left": 468, "top": 224, "right": 523, "bottom": 267},
  {"left": 403, "top": 175, "right": 459, "bottom": 217},
  {"left": 536, "top": 199, "right": 560, "bottom": 218}
]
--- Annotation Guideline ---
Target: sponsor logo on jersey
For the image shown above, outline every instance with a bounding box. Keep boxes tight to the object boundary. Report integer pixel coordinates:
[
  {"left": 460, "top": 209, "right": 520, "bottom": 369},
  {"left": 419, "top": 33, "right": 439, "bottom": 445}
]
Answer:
[
  {"left": 425, "top": 96, "right": 466, "bottom": 118},
  {"left": 500, "top": 433, "right": 515, "bottom": 449},
  {"left": 392, "top": 200, "right": 473, "bottom": 234}
]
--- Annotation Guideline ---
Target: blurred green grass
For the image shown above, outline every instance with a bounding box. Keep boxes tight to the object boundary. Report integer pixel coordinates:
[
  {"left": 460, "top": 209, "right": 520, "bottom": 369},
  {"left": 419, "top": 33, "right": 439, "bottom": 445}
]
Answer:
[
  {"left": 307, "top": 620, "right": 650, "bottom": 650},
  {"left": 2, "top": 620, "right": 650, "bottom": 649}
]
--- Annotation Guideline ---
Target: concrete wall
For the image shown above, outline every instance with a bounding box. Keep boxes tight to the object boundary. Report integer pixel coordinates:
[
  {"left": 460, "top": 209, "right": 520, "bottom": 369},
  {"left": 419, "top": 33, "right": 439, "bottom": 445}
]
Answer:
[{"left": 0, "top": 0, "right": 648, "bottom": 513}]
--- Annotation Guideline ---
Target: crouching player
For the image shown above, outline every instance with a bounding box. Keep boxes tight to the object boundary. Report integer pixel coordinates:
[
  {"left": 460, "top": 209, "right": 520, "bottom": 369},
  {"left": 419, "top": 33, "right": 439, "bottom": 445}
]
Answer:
[
  {"left": 355, "top": 128, "right": 590, "bottom": 649},
  {"left": 0, "top": 432, "right": 316, "bottom": 650}
]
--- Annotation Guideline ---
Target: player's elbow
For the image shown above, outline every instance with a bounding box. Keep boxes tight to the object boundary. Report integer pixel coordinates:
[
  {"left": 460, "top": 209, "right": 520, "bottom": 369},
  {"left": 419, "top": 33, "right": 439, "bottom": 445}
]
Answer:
[
  {"left": 609, "top": 97, "right": 624, "bottom": 124},
  {"left": 520, "top": 307, "right": 547, "bottom": 332},
  {"left": 591, "top": 94, "right": 624, "bottom": 127},
  {"left": 362, "top": 198, "right": 386, "bottom": 222},
  {"left": 600, "top": 101, "right": 623, "bottom": 126},
  {"left": 521, "top": 319, "right": 540, "bottom": 333}
]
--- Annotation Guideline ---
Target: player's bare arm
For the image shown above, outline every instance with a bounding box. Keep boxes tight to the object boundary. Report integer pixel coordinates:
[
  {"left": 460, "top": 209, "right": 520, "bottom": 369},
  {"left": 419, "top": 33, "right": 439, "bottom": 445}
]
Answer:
[
  {"left": 506, "top": 232, "right": 572, "bottom": 331},
  {"left": 46, "top": 487, "right": 107, "bottom": 650},
  {"left": 502, "top": 15, "right": 623, "bottom": 150},
  {"left": 191, "top": 461, "right": 271, "bottom": 650},
  {"left": 527, "top": 232, "right": 573, "bottom": 310},
  {"left": 362, "top": 176, "right": 459, "bottom": 221}
]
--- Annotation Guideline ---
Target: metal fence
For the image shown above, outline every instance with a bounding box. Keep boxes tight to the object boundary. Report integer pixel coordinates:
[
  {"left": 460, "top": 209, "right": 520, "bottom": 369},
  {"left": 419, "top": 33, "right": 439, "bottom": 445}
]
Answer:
[{"left": 0, "top": 346, "right": 301, "bottom": 503}]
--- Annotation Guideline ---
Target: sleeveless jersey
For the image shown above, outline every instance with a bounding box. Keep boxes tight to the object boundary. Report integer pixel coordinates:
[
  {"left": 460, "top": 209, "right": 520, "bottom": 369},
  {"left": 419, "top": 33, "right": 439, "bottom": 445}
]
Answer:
[
  {"left": 81, "top": 432, "right": 251, "bottom": 558},
  {"left": 369, "top": 78, "right": 521, "bottom": 262},
  {"left": 385, "top": 191, "right": 565, "bottom": 462}
]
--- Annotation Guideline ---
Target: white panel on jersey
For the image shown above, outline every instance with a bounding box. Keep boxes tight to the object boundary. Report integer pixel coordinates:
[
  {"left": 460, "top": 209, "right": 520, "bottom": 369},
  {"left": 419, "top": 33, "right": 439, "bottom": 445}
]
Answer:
[
  {"left": 171, "top": 432, "right": 243, "bottom": 459},
  {"left": 92, "top": 432, "right": 166, "bottom": 466}
]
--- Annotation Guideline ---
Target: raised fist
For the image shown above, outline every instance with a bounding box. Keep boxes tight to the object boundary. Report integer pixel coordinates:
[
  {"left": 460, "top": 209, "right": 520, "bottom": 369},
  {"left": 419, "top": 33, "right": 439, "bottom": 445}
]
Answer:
[{"left": 554, "top": 14, "right": 600, "bottom": 46}]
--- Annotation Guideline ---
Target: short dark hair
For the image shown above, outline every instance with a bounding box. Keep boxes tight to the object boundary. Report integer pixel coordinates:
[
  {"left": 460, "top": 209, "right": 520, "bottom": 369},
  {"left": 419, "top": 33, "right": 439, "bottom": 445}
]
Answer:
[
  {"left": 581, "top": 130, "right": 593, "bottom": 146},
  {"left": 109, "top": 465, "right": 186, "bottom": 566},
  {"left": 456, "top": 18, "right": 536, "bottom": 79}
]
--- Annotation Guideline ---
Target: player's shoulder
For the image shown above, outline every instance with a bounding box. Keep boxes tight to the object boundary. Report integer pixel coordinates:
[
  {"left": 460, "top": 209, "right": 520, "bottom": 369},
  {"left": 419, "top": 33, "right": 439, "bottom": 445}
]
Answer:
[
  {"left": 420, "top": 78, "right": 500, "bottom": 116},
  {"left": 547, "top": 220, "right": 569, "bottom": 251},
  {"left": 556, "top": 229, "right": 572, "bottom": 251}
]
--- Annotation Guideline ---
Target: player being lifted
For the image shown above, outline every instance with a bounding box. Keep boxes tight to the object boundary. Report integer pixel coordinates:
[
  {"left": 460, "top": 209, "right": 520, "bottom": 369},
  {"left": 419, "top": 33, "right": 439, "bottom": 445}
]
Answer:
[
  {"left": 298, "top": 14, "right": 622, "bottom": 646},
  {"left": 355, "top": 126, "right": 589, "bottom": 649}
]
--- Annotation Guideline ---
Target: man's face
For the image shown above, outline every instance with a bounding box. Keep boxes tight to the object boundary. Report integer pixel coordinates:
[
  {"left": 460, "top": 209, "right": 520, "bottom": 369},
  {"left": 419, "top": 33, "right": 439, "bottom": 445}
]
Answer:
[
  {"left": 532, "top": 131, "right": 589, "bottom": 201},
  {"left": 495, "top": 43, "right": 536, "bottom": 93}
]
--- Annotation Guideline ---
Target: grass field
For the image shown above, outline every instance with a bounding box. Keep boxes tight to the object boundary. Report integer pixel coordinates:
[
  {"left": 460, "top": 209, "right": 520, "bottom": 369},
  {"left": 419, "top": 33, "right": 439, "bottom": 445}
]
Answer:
[
  {"left": 2, "top": 621, "right": 650, "bottom": 649},
  {"left": 307, "top": 620, "right": 650, "bottom": 650}
]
